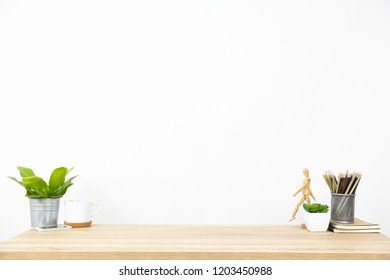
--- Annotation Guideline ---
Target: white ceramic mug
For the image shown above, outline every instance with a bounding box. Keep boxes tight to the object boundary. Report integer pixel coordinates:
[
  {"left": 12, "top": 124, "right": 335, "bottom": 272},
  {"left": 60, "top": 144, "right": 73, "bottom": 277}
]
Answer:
[{"left": 64, "top": 200, "right": 102, "bottom": 223}]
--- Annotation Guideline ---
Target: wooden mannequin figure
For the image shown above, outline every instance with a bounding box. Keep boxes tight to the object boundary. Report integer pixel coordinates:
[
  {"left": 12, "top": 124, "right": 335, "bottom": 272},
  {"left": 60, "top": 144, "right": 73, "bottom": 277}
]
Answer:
[{"left": 289, "top": 168, "right": 316, "bottom": 222}]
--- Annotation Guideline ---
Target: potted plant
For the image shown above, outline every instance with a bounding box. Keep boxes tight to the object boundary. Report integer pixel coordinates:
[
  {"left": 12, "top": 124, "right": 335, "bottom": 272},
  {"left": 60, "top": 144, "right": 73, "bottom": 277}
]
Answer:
[
  {"left": 303, "top": 203, "right": 330, "bottom": 232},
  {"left": 8, "top": 166, "right": 77, "bottom": 228}
]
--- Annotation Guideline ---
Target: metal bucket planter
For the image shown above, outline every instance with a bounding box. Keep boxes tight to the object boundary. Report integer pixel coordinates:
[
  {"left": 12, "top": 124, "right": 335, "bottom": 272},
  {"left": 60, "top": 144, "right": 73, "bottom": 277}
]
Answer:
[{"left": 29, "top": 198, "right": 61, "bottom": 228}]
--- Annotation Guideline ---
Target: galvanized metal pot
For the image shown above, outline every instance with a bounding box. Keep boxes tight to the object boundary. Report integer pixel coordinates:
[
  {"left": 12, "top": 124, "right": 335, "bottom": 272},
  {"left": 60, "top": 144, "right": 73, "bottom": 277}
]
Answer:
[{"left": 29, "top": 197, "right": 61, "bottom": 228}]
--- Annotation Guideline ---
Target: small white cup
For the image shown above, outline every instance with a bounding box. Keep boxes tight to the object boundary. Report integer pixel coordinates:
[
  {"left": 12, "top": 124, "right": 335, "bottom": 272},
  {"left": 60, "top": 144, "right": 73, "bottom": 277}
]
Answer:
[{"left": 64, "top": 200, "right": 102, "bottom": 223}]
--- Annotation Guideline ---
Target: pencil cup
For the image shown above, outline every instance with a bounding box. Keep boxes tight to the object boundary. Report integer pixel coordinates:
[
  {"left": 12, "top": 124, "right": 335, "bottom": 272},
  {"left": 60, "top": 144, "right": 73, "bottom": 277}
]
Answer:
[{"left": 331, "top": 193, "right": 355, "bottom": 224}]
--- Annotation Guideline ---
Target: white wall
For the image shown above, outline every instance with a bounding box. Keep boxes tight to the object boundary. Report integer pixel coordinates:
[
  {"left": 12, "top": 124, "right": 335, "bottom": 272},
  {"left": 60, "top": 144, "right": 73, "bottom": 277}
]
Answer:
[{"left": 0, "top": 0, "right": 389, "bottom": 242}]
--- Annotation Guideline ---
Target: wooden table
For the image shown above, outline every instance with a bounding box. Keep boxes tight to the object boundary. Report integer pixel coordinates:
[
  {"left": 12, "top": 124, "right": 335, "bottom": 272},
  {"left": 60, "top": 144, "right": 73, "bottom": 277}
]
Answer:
[{"left": 1, "top": 224, "right": 390, "bottom": 260}]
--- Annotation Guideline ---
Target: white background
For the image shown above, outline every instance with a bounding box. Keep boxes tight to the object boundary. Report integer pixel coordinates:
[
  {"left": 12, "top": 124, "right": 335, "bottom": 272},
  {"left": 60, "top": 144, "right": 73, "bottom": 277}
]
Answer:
[{"left": 0, "top": 0, "right": 389, "bottom": 242}]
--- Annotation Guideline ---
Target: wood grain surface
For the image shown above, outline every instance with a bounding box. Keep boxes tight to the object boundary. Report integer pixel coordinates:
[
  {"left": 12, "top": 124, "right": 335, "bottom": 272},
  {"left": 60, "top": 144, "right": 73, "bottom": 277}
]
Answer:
[{"left": 1, "top": 224, "right": 390, "bottom": 260}]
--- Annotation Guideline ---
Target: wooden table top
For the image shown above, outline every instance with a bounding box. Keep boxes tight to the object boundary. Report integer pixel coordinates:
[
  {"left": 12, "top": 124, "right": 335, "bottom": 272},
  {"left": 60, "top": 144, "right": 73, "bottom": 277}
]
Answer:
[{"left": 1, "top": 224, "right": 390, "bottom": 260}]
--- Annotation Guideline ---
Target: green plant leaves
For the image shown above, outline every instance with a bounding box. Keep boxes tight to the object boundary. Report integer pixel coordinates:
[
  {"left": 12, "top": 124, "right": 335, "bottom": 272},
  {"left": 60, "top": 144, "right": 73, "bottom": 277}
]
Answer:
[
  {"left": 8, "top": 166, "right": 77, "bottom": 198},
  {"left": 8, "top": 176, "right": 25, "bottom": 187},
  {"left": 49, "top": 167, "right": 67, "bottom": 192},
  {"left": 22, "top": 176, "right": 49, "bottom": 197},
  {"left": 17, "top": 166, "right": 35, "bottom": 178},
  {"left": 303, "top": 203, "right": 329, "bottom": 213},
  {"left": 57, "top": 175, "right": 78, "bottom": 197}
]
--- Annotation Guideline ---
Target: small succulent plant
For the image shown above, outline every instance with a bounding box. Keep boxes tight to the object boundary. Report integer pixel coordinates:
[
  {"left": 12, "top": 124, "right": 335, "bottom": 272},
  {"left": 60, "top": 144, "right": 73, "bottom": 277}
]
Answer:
[{"left": 303, "top": 203, "right": 329, "bottom": 213}]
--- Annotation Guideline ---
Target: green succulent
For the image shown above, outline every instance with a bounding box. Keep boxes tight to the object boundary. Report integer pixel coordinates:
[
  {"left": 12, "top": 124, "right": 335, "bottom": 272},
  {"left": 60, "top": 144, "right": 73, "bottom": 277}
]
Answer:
[
  {"left": 303, "top": 203, "right": 329, "bottom": 213},
  {"left": 8, "top": 166, "right": 77, "bottom": 198}
]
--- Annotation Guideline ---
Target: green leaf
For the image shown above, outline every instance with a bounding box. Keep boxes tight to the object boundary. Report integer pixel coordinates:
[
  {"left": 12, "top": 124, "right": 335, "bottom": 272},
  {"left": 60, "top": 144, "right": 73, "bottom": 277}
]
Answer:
[
  {"left": 56, "top": 175, "right": 78, "bottom": 197},
  {"left": 22, "top": 176, "right": 49, "bottom": 198},
  {"left": 8, "top": 176, "right": 25, "bottom": 187},
  {"left": 49, "top": 167, "right": 67, "bottom": 190},
  {"left": 8, "top": 176, "right": 36, "bottom": 196},
  {"left": 319, "top": 204, "right": 329, "bottom": 213},
  {"left": 17, "top": 166, "right": 35, "bottom": 178},
  {"left": 303, "top": 203, "right": 329, "bottom": 213}
]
